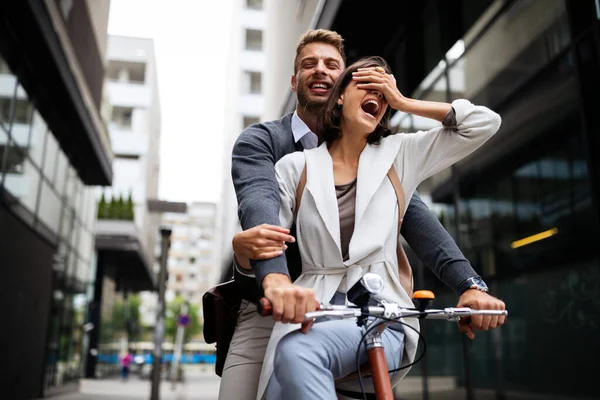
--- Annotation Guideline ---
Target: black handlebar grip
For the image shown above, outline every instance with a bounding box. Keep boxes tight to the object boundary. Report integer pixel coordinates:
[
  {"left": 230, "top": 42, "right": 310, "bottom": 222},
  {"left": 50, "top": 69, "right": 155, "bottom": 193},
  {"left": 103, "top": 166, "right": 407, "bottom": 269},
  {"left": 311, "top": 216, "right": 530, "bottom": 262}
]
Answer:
[{"left": 257, "top": 297, "right": 273, "bottom": 317}]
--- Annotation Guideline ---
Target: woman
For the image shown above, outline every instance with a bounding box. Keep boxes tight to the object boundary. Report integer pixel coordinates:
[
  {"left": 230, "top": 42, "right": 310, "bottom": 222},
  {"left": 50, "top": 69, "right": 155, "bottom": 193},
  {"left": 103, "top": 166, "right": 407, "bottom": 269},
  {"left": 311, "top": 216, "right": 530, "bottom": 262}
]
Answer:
[{"left": 256, "top": 56, "right": 501, "bottom": 399}]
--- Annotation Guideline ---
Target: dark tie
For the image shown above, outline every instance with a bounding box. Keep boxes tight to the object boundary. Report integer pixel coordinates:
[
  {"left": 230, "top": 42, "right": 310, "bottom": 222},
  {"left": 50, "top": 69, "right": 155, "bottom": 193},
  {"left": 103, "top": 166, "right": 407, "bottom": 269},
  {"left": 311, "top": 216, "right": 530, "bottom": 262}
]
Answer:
[{"left": 299, "top": 132, "right": 318, "bottom": 150}]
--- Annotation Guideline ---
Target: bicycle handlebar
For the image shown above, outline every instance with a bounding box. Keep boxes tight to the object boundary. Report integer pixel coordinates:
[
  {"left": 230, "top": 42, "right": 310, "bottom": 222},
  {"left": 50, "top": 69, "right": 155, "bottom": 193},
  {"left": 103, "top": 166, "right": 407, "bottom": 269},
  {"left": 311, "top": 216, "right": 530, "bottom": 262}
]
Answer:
[{"left": 258, "top": 297, "right": 508, "bottom": 322}]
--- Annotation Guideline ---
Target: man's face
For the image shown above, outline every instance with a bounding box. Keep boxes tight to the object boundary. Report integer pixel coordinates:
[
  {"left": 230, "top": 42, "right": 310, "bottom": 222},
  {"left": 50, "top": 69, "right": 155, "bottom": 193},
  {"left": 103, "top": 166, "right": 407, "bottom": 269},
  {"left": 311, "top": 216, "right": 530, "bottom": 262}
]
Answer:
[{"left": 292, "top": 42, "right": 344, "bottom": 113}]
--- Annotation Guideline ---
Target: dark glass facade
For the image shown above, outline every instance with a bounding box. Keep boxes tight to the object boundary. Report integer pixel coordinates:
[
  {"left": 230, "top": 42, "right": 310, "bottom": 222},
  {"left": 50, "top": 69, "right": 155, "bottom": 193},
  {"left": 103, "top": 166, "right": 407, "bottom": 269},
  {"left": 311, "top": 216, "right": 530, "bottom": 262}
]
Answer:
[
  {"left": 328, "top": 0, "right": 600, "bottom": 398},
  {"left": 0, "top": 55, "right": 97, "bottom": 396},
  {"left": 391, "top": 0, "right": 600, "bottom": 398}
]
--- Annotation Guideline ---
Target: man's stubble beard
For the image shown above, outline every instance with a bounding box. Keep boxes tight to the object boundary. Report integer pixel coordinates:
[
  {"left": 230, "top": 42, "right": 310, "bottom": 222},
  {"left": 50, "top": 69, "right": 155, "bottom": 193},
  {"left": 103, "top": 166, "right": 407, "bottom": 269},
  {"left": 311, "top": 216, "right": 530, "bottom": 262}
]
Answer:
[{"left": 297, "top": 85, "right": 328, "bottom": 116}]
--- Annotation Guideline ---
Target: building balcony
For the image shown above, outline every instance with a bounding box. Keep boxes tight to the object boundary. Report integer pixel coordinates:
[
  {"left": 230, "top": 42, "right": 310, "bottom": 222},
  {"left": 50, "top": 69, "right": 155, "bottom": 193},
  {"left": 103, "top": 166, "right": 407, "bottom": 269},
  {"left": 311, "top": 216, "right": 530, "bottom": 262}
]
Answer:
[
  {"left": 107, "top": 81, "right": 152, "bottom": 108},
  {"left": 94, "top": 219, "right": 156, "bottom": 291}
]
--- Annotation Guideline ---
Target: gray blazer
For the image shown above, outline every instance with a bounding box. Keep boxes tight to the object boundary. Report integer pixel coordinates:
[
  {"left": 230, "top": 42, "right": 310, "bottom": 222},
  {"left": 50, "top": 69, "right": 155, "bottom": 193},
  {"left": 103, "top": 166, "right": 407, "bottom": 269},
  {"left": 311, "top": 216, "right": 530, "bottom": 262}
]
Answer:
[{"left": 231, "top": 113, "right": 479, "bottom": 297}]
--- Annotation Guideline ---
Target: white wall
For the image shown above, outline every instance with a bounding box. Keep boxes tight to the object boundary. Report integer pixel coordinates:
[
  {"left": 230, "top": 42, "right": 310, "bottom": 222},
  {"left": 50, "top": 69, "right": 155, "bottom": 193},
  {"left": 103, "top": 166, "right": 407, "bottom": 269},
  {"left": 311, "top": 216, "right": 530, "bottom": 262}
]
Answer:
[
  {"left": 263, "top": 0, "right": 321, "bottom": 120},
  {"left": 217, "top": 0, "right": 269, "bottom": 274},
  {"left": 104, "top": 35, "right": 161, "bottom": 269}
]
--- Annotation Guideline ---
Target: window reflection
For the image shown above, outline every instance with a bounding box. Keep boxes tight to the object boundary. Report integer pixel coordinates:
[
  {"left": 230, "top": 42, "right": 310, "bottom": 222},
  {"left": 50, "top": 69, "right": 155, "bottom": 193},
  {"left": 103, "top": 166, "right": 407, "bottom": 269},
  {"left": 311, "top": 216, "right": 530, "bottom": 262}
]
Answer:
[
  {"left": 0, "top": 56, "right": 17, "bottom": 130},
  {"left": 38, "top": 181, "right": 62, "bottom": 233},
  {"left": 3, "top": 143, "right": 40, "bottom": 213},
  {"left": 29, "top": 110, "right": 48, "bottom": 168}
]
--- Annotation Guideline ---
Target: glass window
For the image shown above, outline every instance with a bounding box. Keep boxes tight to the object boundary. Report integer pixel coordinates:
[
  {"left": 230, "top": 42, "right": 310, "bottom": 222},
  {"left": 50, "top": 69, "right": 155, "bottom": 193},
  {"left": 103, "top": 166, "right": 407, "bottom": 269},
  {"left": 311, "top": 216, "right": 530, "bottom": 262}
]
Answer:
[
  {"left": 12, "top": 89, "right": 33, "bottom": 125},
  {"left": 38, "top": 181, "right": 62, "bottom": 233},
  {"left": 0, "top": 141, "right": 26, "bottom": 174},
  {"left": 60, "top": 206, "right": 73, "bottom": 241},
  {"left": 244, "top": 71, "right": 262, "bottom": 94},
  {"left": 106, "top": 60, "right": 146, "bottom": 84},
  {"left": 77, "top": 257, "right": 89, "bottom": 283},
  {"left": 3, "top": 144, "right": 40, "bottom": 213},
  {"left": 110, "top": 106, "right": 134, "bottom": 129},
  {"left": 28, "top": 110, "right": 47, "bottom": 168},
  {"left": 64, "top": 166, "right": 76, "bottom": 205},
  {"left": 245, "top": 29, "right": 263, "bottom": 51},
  {"left": 0, "top": 56, "right": 17, "bottom": 131},
  {"left": 246, "top": 0, "right": 263, "bottom": 10},
  {"left": 79, "top": 228, "right": 93, "bottom": 263},
  {"left": 43, "top": 132, "right": 59, "bottom": 183},
  {"left": 54, "top": 148, "right": 68, "bottom": 196},
  {"left": 73, "top": 178, "right": 84, "bottom": 216},
  {"left": 0, "top": 126, "right": 8, "bottom": 185},
  {"left": 11, "top": 84, "right": 33, "bottom": 148}
]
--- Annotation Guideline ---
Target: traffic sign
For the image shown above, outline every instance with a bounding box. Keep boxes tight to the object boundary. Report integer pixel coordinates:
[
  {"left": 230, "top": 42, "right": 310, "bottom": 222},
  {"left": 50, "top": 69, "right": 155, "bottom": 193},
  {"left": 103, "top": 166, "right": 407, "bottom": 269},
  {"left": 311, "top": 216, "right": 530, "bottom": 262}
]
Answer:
[{"left": 177, "top": 314, "right": 190, "bottom": 327}]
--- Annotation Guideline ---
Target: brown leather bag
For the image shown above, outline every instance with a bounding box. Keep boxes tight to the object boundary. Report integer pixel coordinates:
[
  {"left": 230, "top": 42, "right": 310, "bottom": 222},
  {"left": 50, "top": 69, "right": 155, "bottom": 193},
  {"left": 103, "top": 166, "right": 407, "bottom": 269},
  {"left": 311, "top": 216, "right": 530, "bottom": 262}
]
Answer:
[{"left": 202, "top": 279, "right": 241, "bottom": 377}]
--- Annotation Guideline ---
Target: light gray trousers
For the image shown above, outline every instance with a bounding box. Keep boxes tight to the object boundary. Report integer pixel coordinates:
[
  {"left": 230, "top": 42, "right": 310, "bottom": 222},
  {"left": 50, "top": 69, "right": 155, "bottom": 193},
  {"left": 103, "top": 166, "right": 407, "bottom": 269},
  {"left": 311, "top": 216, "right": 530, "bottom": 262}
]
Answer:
[
  {"left": 218, "top": 299, "right": 274, "bottom": 400},
  {"left": 218, "top": 297, "right": 405, "bottom": 400},
  {"left": 266, "top": 319, "right": 405, "bottom": 400}
]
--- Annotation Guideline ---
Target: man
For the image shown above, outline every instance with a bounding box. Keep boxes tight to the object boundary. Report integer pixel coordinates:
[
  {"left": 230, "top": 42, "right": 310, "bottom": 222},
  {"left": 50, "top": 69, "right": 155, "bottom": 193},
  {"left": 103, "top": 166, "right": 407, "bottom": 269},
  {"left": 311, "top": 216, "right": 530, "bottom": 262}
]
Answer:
[{"left": 218, "top": 29, "right": 505, "bottom": 400}]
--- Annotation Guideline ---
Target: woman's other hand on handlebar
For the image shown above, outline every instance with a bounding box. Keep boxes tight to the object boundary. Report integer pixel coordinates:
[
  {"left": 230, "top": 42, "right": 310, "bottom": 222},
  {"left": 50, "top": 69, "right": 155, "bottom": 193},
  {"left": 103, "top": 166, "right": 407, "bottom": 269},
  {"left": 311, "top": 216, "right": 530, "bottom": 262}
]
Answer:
[
  {"left": 262, "top": 273, "right": 318, "bottom": 326},
  {"left": 456, "top": 290, "right": 507, "bottom": 339}
]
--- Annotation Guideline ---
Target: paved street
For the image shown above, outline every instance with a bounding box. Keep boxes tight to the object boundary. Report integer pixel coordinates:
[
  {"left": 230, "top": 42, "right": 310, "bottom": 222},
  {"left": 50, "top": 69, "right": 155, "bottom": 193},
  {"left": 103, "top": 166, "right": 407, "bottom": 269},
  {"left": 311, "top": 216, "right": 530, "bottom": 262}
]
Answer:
[{"left": 57, "top": 367, "right": 220, "bottom": 400}]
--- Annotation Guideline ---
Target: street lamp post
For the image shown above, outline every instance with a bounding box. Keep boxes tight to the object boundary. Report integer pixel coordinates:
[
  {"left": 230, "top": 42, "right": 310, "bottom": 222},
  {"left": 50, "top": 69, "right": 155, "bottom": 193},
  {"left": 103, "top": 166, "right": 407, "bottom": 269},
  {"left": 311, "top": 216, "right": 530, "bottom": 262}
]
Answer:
[{"left": 150, "top": 227, "right": 171, "bottom": 400}]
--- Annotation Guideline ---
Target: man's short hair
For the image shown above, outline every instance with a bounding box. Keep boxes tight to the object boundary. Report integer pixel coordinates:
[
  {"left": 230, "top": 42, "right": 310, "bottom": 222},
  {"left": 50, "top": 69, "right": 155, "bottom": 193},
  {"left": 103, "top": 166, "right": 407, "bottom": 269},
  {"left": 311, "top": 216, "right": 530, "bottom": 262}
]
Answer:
[{"left": 294, "top": 29, "right": 346, "bottom": 74}]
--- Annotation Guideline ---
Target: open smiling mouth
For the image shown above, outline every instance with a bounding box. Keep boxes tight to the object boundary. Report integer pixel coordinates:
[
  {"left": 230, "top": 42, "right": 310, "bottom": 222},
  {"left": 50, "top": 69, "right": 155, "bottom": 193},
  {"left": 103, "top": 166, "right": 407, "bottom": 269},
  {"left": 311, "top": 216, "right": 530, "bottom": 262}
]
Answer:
[
  {"left": 309, "top": 82, "right": 331, "bottom": 93},
  {"left": 361, "top": 99, "right": 381, "bottom": 119}
]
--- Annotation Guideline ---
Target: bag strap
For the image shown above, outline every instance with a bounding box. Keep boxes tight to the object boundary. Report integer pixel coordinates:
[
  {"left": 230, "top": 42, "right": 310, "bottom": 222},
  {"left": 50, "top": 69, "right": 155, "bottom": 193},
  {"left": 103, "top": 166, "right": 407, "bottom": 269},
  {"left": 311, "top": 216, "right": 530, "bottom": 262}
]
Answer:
[
  {"left": 294, "top": 164, "right": 307, "bottom": 218},
  {"left": 386, "top": 165, "right": 414, "bottom": 297}
]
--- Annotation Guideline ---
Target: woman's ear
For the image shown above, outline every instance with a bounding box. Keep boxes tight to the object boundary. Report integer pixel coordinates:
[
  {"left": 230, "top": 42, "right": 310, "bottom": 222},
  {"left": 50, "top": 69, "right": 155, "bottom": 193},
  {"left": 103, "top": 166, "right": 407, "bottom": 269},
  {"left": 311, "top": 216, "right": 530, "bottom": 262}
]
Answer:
[{"left": 337, "top": 95, "right": 344, "bottom": 106}]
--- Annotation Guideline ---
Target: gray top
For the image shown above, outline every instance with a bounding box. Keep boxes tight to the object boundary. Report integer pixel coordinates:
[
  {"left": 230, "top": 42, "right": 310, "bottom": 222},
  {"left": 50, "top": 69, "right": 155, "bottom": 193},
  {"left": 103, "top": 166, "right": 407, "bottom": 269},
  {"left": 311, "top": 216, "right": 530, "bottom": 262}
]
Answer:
[{"left": 335, "top": 178, "right": 357, "bottom": 261}]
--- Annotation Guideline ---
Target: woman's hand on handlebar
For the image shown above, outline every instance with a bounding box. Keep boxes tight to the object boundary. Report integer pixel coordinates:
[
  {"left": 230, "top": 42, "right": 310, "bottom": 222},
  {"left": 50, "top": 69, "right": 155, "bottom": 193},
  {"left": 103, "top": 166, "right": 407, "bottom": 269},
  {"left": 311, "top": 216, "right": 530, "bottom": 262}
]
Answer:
[
  {"left": 456, "top": 290, "right": 506, "bottom": 339},
  {"left": 262, "top": 273, "right": 318, "bottom": 325}
]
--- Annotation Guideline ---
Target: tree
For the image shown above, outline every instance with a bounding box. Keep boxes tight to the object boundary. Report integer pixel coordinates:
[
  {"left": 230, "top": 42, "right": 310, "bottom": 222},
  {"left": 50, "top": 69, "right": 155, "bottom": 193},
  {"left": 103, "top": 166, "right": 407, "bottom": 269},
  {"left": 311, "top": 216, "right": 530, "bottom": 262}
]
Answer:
[
  {"left": 117, "top": 194, "right": 125, "bottom": 219},
  {"left": 165, "top": 296, "right": 202, "bottom": 343},
  {"left": 101, "top": 294, "right": 143, "bottom": 343},
  {"left": 108, "top": 195, "right": 119, "bottom": 219},
  {"left": 125, "top": 191, "right": 135, "bottom": 221},
  {"left": 97, "top": 192, "right": 108, "bottom": 219}
]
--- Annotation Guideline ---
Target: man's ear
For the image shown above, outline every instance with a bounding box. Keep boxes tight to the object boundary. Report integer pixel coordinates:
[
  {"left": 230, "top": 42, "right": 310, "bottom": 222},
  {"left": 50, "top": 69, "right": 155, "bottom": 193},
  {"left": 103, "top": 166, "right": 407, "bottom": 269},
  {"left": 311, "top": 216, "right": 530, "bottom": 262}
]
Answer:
[{"left": 291, "top": 74, "right": 297, "bottom": 92}]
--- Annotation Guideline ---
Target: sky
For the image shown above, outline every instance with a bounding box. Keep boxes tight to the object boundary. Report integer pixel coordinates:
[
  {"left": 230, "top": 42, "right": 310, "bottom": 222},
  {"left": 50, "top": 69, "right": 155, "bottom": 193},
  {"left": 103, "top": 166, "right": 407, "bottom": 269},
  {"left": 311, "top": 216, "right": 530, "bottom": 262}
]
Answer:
[{"left": 108, "top": 0, "right": 234, "bottom": 203}]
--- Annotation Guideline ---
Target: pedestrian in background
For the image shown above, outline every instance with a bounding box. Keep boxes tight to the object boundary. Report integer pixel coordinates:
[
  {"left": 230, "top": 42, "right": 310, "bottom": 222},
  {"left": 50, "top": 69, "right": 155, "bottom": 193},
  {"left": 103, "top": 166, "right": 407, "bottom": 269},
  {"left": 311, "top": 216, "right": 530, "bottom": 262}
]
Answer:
[{"left": 120, "top": 349, "right": 133, "bottom": 381}]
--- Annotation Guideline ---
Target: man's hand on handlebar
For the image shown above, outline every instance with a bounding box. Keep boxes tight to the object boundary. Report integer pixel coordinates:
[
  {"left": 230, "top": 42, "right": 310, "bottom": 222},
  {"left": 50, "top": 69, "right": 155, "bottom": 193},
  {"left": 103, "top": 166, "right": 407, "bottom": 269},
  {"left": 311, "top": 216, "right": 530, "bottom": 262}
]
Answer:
[
  {"left": 456, "top": 290, "right": 506, "bottom": 339},
  {"left": 262, "top": 273, "right": 317, "bottom": 328},
  {"left": 232, "top": 224, "right": 295, "bottom": 264}
]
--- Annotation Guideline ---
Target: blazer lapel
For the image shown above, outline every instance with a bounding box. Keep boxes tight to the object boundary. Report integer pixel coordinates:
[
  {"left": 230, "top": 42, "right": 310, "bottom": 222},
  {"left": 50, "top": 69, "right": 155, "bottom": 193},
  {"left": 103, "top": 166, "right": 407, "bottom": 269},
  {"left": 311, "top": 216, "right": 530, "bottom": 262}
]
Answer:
[
  {"left": 354, "top": 137, "right": 404, "bottom": 236},
  {"left": 304, "top": 143, "right": 342, "bottom": 255}
]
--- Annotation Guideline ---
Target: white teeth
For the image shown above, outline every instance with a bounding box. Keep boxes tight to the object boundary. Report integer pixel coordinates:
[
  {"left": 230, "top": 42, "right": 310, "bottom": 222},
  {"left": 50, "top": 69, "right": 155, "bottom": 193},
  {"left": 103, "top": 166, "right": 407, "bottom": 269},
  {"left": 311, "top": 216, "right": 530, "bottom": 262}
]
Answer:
[
  {"left": 311, "top": 83, "right": 328, "bottom": 89},
  {"left": 364, "top": 99, "right": 380, "bottom": 112}
]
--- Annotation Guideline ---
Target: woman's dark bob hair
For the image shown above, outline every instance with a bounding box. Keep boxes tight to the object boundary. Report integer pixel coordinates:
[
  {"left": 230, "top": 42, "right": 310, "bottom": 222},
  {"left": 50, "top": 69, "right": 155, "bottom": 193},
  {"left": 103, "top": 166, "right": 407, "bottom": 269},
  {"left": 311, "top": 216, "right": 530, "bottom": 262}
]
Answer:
[{"left": 317, "top": 56, "right": 395, "bottom": 146}]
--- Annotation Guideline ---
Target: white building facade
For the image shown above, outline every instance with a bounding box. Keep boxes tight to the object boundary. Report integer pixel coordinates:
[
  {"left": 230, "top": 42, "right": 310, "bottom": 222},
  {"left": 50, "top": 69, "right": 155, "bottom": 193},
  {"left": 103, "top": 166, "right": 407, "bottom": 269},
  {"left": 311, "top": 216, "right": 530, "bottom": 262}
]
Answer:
[
  {"left": 102, "top": 35, "right": 162, "bottom": 266},
  {"left": 217, "top": 0, "right": 267, "bottom": 279},
  {"left": 140, "top": 203, "right": 218, "bottom": 328}
]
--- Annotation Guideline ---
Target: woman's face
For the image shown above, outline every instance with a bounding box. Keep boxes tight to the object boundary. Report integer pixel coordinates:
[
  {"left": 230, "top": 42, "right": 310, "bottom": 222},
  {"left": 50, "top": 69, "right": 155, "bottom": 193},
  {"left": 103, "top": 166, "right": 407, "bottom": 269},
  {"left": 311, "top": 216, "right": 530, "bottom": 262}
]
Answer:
[{"left": 338, "top": 76, "right": 388, "bottom": 137}]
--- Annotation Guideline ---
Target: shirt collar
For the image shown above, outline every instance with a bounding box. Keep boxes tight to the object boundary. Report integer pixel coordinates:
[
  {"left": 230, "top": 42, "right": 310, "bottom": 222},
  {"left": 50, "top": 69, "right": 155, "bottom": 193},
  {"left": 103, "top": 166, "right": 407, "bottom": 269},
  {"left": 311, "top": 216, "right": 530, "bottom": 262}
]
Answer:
[{"left": 291, "top": 111, "right": 314, "bottom": 143}]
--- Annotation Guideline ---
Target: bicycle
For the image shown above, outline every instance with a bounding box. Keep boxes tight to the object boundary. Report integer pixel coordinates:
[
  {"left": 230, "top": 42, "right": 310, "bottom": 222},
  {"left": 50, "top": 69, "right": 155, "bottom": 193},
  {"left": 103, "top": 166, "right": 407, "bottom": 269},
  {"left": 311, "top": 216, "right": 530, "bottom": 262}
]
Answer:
[{"left": 257, "top": 273, "right": 508, "bottom": 400}]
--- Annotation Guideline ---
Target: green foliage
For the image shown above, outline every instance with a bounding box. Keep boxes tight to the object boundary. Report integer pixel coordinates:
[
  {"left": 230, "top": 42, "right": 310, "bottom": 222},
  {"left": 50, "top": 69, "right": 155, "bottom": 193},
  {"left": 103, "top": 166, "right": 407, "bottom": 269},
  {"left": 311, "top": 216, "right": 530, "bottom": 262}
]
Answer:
[
  {"left": 118, "top": 194, "right": 125, "bottom": 219},
  {"left": 164, "top": 296, "right": 202, "bottom": 343},
  {"left": 125, "top": 192, "right": 135, "bottom": 221},
  {"left": 98, "top": 191, "right": 135, "bottom": 221},
  {"left": 97, "top": 192, "right": 108, "bottom": 219},
  {"left": 100, "top": 294, "right": 143, "bottom": 343},
  {"left": 108, "top": 195, "right": 119, "bottom": 219}
]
